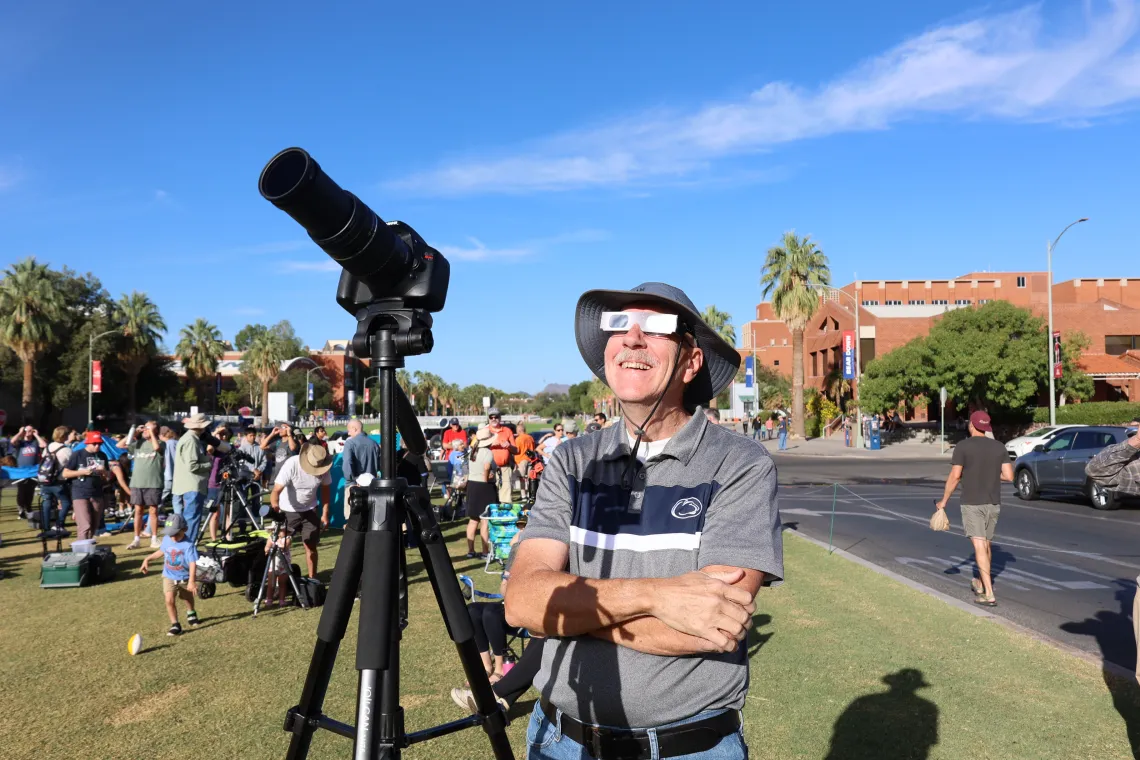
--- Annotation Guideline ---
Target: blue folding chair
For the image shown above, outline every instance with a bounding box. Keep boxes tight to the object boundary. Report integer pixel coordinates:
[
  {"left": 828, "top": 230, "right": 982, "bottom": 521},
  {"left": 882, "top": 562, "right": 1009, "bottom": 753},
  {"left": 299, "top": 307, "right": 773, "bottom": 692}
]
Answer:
[
  {"left": 479, "top": 503, "right": 523, "bottom": 575},
  {"left": 457, "top": 574, "right": 530, "bottom": 662}
]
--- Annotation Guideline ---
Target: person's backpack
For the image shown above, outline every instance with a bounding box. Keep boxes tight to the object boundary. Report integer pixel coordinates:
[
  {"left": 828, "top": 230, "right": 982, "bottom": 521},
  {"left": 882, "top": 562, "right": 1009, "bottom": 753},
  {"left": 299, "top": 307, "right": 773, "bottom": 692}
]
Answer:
[{"left": 37, "top": 447, "right": 63, "bottom": 485}]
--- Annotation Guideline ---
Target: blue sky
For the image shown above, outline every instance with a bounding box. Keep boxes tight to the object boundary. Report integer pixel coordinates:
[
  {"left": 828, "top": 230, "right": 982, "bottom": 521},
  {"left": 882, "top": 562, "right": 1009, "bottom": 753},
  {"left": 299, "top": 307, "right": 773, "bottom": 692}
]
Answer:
[{"left": 2, "top": 1, "right": 1139, "bottom": 392}]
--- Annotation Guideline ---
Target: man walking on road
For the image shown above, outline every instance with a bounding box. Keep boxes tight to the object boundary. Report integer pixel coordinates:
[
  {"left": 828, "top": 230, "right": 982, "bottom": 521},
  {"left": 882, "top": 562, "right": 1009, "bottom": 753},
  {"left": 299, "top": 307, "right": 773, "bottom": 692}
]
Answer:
[{"left": 935, "top": 410, "right": 1013, "bottom": 607}]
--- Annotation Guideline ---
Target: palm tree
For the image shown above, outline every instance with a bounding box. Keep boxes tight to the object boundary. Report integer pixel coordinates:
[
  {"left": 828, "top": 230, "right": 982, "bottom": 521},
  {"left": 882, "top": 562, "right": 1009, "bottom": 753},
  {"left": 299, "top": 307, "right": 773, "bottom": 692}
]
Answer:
[
  {"left": 700, "top": 305, "right": 736, "bottom": 409},
  {"left": 114, "top": 291, "right": 166, "bottom": 423},
  {"left": 175, "top": 318, "right": 224, "bottom": 409},
  {"left": 243, "top": 331, "right": 287, "bottom": 422},
  {"left": 760, "top": 231, "right": 831, "bottom": 438},
  {"left": 0, "top": 258, "right": 65, "bottom": 422},
  {"left": 822, "top": 363, "right": 852, "bottom": 409}
]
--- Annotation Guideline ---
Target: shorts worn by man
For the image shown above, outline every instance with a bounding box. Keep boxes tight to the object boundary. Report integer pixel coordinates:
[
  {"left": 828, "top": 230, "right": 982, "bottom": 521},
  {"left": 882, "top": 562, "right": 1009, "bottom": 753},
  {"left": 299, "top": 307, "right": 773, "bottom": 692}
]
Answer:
[
  {"left": 272, "top": 443, "right": 333, "bottom": 578},
  {"left": 507, "top": 282, "right": 783, "bottom": 760},
  {"left": 936, "top": 410, "right": 1013, "bottom": 607}
]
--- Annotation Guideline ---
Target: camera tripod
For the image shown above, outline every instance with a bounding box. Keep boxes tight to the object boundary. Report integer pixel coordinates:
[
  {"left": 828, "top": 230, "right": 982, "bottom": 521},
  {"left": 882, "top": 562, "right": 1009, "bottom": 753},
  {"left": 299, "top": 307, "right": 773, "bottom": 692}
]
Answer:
[
  {"left": 253, "top": 521, "right": 308, "bottom": 616},
  {"left": 283, "top": 307, "right": 513, "bottom": 760}
]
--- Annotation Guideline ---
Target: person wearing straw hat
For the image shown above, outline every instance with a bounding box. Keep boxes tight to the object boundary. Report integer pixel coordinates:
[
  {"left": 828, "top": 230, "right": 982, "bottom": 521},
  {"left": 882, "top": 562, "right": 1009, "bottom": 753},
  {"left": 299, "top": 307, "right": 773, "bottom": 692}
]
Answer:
[
  {"left": 270, "top": 442, "right": 333, "bottom": 578},
  {"left": 171, "top": 413, "right": 216, "bottom": 544},
  {"left": 506, "top": 282, "right": 783, "bottom": 760}
]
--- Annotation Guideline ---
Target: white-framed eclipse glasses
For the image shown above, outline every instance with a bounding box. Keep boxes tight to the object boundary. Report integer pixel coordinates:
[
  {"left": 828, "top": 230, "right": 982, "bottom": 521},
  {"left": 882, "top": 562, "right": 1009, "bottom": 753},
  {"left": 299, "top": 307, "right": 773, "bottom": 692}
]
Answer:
[{"left": 599, "top": 311, "right": 680, "bottom": 335}]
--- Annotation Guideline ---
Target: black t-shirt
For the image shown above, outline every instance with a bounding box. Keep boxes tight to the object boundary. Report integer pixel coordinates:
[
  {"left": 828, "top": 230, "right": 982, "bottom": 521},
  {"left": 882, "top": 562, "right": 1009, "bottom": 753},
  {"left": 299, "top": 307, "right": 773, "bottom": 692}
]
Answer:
[
  {"left": 67, "top": 447, "right": 112, "bottom": 500},
  {"left": 951, "top": 436, "right": 1008, "bottom": 505}
]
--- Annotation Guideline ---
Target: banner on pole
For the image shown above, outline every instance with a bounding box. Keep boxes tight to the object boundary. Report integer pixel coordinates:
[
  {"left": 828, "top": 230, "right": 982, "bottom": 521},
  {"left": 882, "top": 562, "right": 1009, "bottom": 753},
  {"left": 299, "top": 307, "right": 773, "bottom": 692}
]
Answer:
[
  {"left": 307, "top": 382, "right": 314, "bottom": 402},
  {"left": 364, "top": 387, "right": 370, "bottom": 404},
  {"left": 744, "top": 355, "right": 754, "bottom": 388},
  {"left": 216, "top": 372, "right": 222, "bottom": 395},
  {"left": 92, "top": 361, "right": 103, "bottom": 393},
  {"left": 1052, "top": 331, "right": 1063, "bottom": 379},
  {"left": 347, "top": 390, "right": 356, "bottom": 417},
  {"left": 842, "top": 331, "right": 856, "bottom": 379}
]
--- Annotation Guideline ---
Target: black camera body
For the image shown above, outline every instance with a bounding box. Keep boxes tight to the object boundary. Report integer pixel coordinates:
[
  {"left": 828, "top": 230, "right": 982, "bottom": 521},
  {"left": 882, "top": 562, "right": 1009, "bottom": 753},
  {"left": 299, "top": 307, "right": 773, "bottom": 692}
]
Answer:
[{"left": 335, "top": 220, "right": 448, "bottom": 314}]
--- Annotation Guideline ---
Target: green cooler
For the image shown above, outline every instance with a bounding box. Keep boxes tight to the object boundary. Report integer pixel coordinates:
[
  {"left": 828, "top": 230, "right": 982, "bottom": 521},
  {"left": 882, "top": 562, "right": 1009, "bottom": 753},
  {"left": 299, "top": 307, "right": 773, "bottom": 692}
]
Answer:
[{"left": 40, "top": 553, "right": 93, "bottom": 588}]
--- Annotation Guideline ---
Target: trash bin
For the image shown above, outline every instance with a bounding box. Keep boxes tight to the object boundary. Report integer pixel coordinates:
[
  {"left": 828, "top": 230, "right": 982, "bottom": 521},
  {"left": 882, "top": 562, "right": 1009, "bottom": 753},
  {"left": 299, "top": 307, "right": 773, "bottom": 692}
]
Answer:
[{"left": 869, "top": 417, "right": 882, "bottom": 450}]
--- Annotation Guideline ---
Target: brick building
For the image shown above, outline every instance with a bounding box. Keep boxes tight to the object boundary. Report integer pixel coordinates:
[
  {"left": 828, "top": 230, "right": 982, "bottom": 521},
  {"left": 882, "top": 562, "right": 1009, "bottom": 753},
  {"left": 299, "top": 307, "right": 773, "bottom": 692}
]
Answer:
[
  {"left": 168, "top": 339, "right": 371, "bottom": 413},
  {"left": 740, "top": 272, "right": 1140, "bottom": 418}
]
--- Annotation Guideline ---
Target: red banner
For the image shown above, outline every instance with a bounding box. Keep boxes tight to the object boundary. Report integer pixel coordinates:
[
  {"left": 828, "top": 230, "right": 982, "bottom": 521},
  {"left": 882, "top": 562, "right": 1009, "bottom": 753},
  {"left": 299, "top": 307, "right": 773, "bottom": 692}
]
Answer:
[
  {"left": 1052, "top": 331, "right": 1063, "bottom": 379},
  {"left": 92, "top": 360, "right": 103, "bottom": 393},
  {"left": 364, "top": 387, "right": 370, "bottom": 403}
]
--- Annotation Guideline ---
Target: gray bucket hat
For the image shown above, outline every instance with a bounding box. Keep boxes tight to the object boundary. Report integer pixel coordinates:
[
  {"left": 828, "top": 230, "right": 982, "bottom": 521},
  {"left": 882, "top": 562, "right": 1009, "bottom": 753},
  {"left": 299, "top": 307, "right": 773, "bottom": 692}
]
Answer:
[{"left": 575, "top": 282, "right": 741, "bottom": 406}]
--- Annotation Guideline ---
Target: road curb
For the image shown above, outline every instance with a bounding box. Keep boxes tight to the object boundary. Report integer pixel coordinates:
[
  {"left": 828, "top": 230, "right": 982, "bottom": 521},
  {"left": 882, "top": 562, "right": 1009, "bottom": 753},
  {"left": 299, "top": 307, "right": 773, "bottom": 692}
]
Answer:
[{"left": 784, "top": 527, "right": 1135, "bottom": 681}]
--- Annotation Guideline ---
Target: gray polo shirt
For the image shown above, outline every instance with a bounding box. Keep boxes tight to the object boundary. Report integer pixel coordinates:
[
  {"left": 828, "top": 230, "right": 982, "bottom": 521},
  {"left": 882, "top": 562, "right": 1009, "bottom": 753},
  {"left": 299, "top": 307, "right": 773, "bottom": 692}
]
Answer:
[
  {"left": 522, "top": 409, "right": 782, "bottom": 728},
  {"left": 342, "top": 433, "right": 380, "bottom": 483}
]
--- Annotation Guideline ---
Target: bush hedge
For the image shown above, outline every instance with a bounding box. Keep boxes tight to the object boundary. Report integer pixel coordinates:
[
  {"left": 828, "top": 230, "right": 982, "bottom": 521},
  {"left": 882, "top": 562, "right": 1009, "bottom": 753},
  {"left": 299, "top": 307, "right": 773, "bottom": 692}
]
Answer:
[{"left": 1031, "top": 402, "right": 1140, "bottom": 425}]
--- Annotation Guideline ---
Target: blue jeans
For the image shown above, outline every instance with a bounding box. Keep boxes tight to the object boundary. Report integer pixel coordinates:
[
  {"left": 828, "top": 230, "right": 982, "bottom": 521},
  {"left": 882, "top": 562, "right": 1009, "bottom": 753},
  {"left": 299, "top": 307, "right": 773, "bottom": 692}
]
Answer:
[
  {"left": 526, "top": 702, "right": 747, "bottom": 760},
  {"left": 40, "top": 484, "right": 71, "bottom": 531},
  {"left": 778, "top": 432, "right": 787, "bottom": 450},
  {"left": 173, "top": 491, "right": 205, "bottom": 543}
]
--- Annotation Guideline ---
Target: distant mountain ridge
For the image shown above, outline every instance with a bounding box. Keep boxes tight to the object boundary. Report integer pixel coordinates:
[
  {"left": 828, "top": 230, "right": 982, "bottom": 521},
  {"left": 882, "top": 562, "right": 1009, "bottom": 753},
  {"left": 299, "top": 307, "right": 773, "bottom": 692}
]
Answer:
[{"left": 541, "top": 383, "right": 571, "bottom": 396}]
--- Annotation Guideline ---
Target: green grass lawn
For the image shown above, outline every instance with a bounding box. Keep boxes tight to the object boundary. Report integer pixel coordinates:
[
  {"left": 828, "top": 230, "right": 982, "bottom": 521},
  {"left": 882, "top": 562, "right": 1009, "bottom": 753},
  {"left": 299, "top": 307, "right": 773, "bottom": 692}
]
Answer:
[{"left": 0, "top": 492, "right": 1136, "bottom": 759}]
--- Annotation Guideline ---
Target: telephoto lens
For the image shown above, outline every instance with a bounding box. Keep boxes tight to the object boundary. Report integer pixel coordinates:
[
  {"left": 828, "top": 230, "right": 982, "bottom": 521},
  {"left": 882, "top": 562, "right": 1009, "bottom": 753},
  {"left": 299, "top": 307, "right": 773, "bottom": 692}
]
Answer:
[{"left": 259, "top": 147, "right": 412, "bottom": 288}]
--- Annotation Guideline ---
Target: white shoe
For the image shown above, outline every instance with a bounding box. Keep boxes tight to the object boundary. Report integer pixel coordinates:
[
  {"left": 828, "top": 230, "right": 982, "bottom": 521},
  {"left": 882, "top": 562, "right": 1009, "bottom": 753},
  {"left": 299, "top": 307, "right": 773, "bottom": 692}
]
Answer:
[
  {"left": 141, "top": 531, "right": 152, "bottom": 538},
  {"left": 450, "top": 688, "right": 508, "bottom": 714},
  {"left": 126, "top": 537, "right": 141, "bottom": 550},
  {"left": 99, "top": 531, "right": 113, "bottom": 538},
  {"left": 150, "top": 537, "right": 161, "bottom": 549}
]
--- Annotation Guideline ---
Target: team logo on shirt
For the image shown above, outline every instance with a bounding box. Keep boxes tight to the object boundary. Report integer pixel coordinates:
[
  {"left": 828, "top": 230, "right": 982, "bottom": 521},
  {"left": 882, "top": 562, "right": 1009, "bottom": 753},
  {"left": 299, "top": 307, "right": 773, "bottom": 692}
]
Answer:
[{"left": 670, "top": 497, "right": 703, "bottom": 519}]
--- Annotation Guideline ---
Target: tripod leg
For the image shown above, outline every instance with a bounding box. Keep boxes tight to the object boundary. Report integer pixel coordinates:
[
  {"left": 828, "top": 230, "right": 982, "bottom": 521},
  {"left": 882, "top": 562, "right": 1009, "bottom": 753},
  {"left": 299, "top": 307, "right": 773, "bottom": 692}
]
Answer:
[
  {"left": 356, "top": 519, "right": 401, "bottom": 760},
  {"left": 285, "top": 522, "right": 367, "bottom": 760},
  {"left": 405, "top": 490, "right": 514, "bottom": 760},
  {"left": 254, "top": 545, "right": 274, "bottom": 617}
]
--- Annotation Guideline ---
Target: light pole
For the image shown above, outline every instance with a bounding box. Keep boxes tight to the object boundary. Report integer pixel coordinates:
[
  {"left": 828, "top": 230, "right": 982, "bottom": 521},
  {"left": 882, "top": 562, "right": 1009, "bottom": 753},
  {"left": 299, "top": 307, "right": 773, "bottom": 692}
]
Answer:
[
  {"left": 1047, "top": 218, "right": 1089, "bottom": 425},
  {"left": 304, "top": 365, "right": 327, "bottom": 415},
  {"left": 819, "top": 285, "right": 862, "bottom": 450},
  {"left": 88, "top": 328, "right": 121, "bottom": 426}
]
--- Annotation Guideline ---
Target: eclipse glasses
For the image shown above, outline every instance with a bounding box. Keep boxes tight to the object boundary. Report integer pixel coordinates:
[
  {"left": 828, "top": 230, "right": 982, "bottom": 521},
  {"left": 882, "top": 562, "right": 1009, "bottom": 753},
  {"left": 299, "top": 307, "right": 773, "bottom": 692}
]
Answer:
[{"left": 600, "top": 311, "right": 680, "bottom": 336}]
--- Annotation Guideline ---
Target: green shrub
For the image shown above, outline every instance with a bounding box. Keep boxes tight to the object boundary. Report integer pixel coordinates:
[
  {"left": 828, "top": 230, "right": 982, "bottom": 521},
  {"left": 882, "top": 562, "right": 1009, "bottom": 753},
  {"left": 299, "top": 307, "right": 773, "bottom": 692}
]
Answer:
[
  {"left": 1031, "top": 402, "right": 1140, "bottom": 425},
  {"left": 806, "top": 415, "right": 820, "bottom": 438}
]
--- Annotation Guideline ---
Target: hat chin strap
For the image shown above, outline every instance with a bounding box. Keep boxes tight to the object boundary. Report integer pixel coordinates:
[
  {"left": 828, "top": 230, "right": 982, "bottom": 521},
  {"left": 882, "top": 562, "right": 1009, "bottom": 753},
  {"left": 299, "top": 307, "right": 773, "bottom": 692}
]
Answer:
[{"left": 618, "top": 338, "right": 685, "bottom": 489}]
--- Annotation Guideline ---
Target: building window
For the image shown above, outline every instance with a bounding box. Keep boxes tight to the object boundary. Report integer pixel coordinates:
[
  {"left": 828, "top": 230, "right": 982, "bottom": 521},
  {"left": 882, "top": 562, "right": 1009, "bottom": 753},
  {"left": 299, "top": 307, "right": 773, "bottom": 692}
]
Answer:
[
  {"left": 954, "top": 299, "right": 972, "bottom": 305},
  {"left": 811, "top": 352, "right": 818, "bottom": 377},
  {"left": 773, "top": 360, "right": 780, "bottom": 367},
  {"left": 884, "top": 300, "right": 902, "bottom": 306},
  {"left": 862, "top": 300, "right": 879, "bottom": 306},
  {"left": 979, "top": 299, "right": 991, "bottom": 304},
  {"left": 1106, "top": 336, "right": 1140, "bottom": 355},
  {"left": 782, "top": 338, "right": 787, "bottom": 346},
  {"left": 1017, "top": 276, "right": 1026, "bottom": 288},
  {"left": 932, "top": 299, "right": 948, "bottom": 305},
  {"left": 770, "top": 339, "right": 775, "bottom": 346},
  {"left": 908, "top": 300, "right": 926, "bottom": 305}
]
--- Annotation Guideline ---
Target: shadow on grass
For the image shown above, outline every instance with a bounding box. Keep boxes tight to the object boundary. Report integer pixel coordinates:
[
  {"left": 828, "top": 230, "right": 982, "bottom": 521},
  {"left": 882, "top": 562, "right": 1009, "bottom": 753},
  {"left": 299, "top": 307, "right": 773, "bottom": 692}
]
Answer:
[
  {"left": 1060, "top": 581, "right": 1140, "bottom": 757},
  {"left": 140, "top": 643, "right": 173, "bottom": 655},
  {"left": 825, "top": 669, "right": 938, "bottom": 759},
  {"left": 748, "top": 613, "right": 773, "bottom": 658}
]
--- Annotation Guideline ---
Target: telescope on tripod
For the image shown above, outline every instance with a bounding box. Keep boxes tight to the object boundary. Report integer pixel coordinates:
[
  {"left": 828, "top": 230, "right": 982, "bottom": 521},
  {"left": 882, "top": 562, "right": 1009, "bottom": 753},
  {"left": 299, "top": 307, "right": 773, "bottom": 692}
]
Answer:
[{"left": 259, "top": 148, "right": 514, "bottom": 760}]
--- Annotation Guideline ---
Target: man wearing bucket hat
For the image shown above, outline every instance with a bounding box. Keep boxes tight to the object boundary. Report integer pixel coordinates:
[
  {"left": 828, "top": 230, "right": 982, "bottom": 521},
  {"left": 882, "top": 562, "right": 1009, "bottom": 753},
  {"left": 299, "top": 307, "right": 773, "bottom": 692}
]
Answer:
[
  {"left": 506, "top": 282, "right": 783, "bottom": 760},
  {"left": 270, "top": 442, "right": 333, "bottom": 578},
  {"left": 171, "top": 413, "right": 217, "bottom": 544}
]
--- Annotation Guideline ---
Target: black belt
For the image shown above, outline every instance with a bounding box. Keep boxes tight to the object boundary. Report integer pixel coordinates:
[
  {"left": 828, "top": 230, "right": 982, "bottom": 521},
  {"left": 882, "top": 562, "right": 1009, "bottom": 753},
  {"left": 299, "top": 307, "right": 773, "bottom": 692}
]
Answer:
[{"left": 539, "top": 700, "right": 740, "bottom": 760}]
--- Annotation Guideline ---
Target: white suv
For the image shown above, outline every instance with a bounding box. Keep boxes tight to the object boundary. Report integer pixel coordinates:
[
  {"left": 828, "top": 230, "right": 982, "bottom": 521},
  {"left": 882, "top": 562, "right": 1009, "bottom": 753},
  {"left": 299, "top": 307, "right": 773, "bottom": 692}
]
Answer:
[{"left": 1005, "top": 424, "right": 1083, "bottom": 460}]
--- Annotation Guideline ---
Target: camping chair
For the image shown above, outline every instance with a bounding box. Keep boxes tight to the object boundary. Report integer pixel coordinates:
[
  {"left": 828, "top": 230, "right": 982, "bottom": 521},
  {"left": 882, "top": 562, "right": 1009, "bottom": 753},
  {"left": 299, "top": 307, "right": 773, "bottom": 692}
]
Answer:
[
  {"left": 478, "top": 503, "right": 523, "bottom": 575},
  {"left": 457, "top": 574, "right": 530, "bottom": 663}
]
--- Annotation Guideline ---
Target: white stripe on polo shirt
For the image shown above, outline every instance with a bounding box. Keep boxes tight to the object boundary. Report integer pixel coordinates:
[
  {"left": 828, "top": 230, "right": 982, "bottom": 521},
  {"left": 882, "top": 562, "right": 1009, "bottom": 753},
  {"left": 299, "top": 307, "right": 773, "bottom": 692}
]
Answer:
[{"left": 569, "top": 525, "right": 702, "bottom": 552}]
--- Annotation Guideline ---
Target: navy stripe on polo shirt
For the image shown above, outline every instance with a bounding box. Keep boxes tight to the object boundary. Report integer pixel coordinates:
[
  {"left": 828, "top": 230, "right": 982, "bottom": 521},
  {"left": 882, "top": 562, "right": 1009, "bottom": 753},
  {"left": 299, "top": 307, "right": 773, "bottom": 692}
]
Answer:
[{"left": 521, "top": 410, "right": 783, "bottom": 727}]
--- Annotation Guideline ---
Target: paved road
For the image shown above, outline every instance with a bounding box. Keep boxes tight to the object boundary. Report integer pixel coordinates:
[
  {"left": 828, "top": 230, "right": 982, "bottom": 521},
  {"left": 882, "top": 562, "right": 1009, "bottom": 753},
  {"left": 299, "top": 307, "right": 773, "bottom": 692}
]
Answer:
[
  {"left": 771, "top": 455, "right": 1139, "bottom": 670},
  {"left": 771, "top": 454, "right": 948, "bottom": 485}
]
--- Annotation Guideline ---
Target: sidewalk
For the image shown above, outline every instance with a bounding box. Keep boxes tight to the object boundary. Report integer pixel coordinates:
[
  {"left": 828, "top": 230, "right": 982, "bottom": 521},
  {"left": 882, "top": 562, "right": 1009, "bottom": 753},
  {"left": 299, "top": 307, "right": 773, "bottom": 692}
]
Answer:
[{"left": 772, "top": 434, "right": 953, "bottom": 459}]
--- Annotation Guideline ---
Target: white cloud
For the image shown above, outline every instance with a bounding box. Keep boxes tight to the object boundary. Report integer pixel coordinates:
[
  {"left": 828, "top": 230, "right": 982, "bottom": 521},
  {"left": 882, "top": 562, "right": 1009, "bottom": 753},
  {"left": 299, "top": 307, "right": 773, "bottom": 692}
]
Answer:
[
  {"left": 439, "top": 228, "right": 610, "bottom": 262},
  {"left": 282, "top": 260, "right": 341, "bottom": 273},
  {"left": 232, "top": 307, "right": 266, "bottom": 316},
  {"left": 0, "top": 166, "right": 22, "bottom": 191},
  {"left": 390, "top": 1, "right": 1140, "bottom": 195}
]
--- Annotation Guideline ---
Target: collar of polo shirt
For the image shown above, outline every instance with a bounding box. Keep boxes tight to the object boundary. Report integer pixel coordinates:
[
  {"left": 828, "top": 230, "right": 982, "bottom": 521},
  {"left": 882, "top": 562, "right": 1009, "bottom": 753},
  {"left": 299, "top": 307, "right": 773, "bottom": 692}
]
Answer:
[{"left": 597, "top": 406, "right": 710, "bottom": 467}]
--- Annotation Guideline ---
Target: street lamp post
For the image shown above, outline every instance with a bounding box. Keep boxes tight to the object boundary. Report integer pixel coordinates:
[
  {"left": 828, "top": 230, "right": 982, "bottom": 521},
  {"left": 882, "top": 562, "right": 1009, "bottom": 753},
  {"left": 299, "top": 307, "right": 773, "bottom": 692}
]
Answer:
[
  {"left": 820, "top": 285, "right": 862, "bottom": 450},
  {"left": 88, "top": 328, "right": 122, "bottom": 426},
  {"left": 1046, "top": 218, "right": 1089, "bottom": 426},
  {"left": 304, "top": 365, "right": 327, "bottom": 414}
]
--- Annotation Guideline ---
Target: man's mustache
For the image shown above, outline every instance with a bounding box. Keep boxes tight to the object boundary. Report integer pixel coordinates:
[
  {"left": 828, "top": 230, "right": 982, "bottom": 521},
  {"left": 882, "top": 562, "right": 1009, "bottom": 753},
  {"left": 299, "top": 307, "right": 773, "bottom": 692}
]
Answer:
[{"left": 614, "top": 349, "right": 658, "bottom": 367}]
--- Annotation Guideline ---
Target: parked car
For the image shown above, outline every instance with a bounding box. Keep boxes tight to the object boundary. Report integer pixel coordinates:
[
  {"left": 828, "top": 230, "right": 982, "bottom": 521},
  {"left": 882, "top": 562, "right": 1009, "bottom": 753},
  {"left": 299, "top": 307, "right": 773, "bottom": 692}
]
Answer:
[
  {"left": 1013, "top": 426, "right": 1131, "bottom": 510},
  {"left": 1005, "top": 424, "right": 1084, "bottom": 460}
]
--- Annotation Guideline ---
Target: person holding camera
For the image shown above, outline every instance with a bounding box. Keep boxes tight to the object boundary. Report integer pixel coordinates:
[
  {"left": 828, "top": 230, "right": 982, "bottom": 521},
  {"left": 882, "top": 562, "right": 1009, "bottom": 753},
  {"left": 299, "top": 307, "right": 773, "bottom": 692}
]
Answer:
[
  {"left": 117, "top": 420, "right": 166, "bottom": 550},
  {"left": 262, "top": 422, "right": 302, "bottom": 482},
  {"left": 172, "top": 413, "right": 218, "bottom": 544},
  {"left": 12, "top": 425, "right": 48, "bottom": 519},
  {"left": 506, "top": 282, "right": 782, "bottom": 760},
  {"left": 270, "top": 442, "right": 332, "bottom": 578}
]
